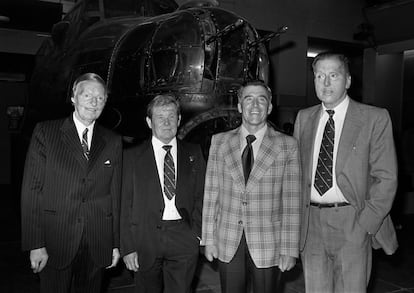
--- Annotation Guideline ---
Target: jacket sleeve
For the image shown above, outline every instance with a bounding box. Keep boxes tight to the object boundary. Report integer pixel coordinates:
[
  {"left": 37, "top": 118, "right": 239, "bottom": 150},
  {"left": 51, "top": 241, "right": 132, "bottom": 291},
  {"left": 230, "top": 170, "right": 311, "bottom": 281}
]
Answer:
[
  {"left": 21, "top": 123, "right": 47, "bottom": 251},
  {"left": 120, "top": 148, "right": 136, "bottom": 256},
  {"left": 201, "top": 135, "right": 220, "bottom": 246},
  {"left": 280, "top": 137, "right": 302, "bottom": 258},
  {"left": 110, "top": 135, "right": 122, "bottom": 248},
  {"left": 358, "top": 109, "right": 398, "bottom": 235}
]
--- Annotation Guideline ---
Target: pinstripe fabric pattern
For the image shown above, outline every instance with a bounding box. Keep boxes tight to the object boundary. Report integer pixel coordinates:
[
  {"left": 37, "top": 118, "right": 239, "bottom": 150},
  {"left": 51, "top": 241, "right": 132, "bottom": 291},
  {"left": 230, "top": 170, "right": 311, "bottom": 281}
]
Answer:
[
  {"left": 202, "top": 126, "right": 301, "bottom": 268},
  {"left": 21, "top": 117, "right": 122, "bottom": 269}
]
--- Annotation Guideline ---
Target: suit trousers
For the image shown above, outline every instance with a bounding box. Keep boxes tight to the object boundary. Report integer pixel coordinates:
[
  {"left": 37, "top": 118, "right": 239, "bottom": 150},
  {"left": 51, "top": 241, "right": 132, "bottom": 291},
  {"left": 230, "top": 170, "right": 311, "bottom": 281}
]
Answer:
[
  {"left": 301, "top": 205, "right": 371, "bottom": 293},
  {"left": 134, "top": 220, "right": 199, "bottom": 293},
  {"left": 218, "top": 232, "right": 281, "bottom": 293},
  {"left": 39, "top": 231, "right": 104, "bottom": 293}
]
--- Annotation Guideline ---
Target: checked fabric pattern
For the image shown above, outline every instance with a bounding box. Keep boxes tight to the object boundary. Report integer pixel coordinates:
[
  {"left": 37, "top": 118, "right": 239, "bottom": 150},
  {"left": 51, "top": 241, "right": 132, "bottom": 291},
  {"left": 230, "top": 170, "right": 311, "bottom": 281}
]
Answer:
[
  {"left": 314, "top": 110, "right": 335, "bottom": 195},
  {"left": 163, "top": 145, "right": 176, "bottom": 200},
  {"left": 81, "top": 128, "right": 89, "bottom": 160}
]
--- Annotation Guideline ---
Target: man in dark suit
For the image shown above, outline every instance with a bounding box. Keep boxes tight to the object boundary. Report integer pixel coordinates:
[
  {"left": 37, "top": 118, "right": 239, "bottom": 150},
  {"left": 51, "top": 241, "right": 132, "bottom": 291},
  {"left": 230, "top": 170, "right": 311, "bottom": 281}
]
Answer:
[
  {"left": 21, "top": 73, "right": 122, "bottom": 293},
  {"left": 120, "top": 94, "right": 206, "bottom": 293},
  {"left": 294, "top": 52, "right": 398, "bottom": 292}
]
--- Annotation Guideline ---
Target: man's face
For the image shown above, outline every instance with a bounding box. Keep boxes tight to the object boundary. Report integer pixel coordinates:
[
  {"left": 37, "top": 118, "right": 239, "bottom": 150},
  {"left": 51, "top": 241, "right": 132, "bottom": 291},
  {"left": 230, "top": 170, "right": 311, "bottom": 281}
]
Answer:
[
  {"left": 71, "top": 80, "right": 107, "bottom": 126},
  {"left": 313, "top": 57, "right": 351, "bottom": 109},
  {"left": 146, "top": 104, "right": 181, "bottom": 144},
  {"left": 237, "top": 85, "right": 272, "bottom": 131}
]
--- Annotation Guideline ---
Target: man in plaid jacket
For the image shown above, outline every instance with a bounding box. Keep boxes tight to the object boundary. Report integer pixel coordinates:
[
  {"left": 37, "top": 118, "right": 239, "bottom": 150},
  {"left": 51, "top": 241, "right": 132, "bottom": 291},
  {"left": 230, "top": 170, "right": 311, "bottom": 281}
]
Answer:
[{"left": 201, "top": 80, "right": 301, "bottom": 293}]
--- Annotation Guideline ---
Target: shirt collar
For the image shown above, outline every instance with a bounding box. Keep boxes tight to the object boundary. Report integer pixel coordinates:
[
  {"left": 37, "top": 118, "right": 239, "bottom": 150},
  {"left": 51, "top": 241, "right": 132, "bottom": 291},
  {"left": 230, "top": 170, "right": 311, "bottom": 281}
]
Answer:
[
  {"left": 72, "top": 112, "right": 95, "bottom": 133},
  {"left": 151, "top": 136, "right": 177, "bottom": 151},
  {"left": 240, "top": 124, "right": 267, "bottom": 142},
  {"left": 321, "top": 95, "right": 349, "bottom": 119}
]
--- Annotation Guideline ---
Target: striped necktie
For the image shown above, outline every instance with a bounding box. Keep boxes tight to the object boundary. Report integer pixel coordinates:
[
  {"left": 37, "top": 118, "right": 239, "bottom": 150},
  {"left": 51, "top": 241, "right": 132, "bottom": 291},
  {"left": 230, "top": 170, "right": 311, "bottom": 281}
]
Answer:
[
  {"left": 82, "top": 128, "right": 89, "bottom": 160},
  {"left": 163, "top": 145, "right": 175, "bottom": 200},
  {"left": 314, "top": 110, "right": 335, "bottom": 195}
]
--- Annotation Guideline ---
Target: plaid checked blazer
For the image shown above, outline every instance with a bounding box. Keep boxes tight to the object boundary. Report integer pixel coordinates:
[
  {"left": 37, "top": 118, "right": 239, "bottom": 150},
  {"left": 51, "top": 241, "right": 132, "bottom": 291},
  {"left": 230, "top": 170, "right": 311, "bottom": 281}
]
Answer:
[{"left": 201, "top": 125, "right": 301, "bottom": 268}]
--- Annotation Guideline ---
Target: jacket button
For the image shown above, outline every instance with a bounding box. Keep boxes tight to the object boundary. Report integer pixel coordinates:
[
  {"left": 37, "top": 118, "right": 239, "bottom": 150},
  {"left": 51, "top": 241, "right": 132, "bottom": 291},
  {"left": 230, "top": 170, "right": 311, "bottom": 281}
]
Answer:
[
  {"left": 238, "top": 220, "right": 243, "bottom": 225},
  {"left": 156, "top": 225, "right": 161, "bottom": 229},
  {"left": 242, "top": 201, "right": 247, "bottom": 206},
  {"left": 82, "top": 198, "right": 86, "bottom": 203}
]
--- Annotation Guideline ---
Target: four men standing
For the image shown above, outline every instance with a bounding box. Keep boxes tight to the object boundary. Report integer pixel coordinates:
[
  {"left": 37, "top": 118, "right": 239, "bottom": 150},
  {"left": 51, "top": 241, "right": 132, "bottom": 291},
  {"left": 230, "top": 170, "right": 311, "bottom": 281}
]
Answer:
[{"left": 21, "top": 53, "right": 399, "bottom": 293}]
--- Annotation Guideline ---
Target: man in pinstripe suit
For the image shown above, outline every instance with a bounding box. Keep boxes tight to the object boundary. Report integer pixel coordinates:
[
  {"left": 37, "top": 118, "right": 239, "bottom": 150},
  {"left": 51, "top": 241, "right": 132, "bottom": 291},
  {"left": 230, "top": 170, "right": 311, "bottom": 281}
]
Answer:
[
  {"left": 21, "top": 73, "right": 122, "bottom": 293},
  {"left": 202, "top": 80, "right": 301, "bottom": 293}
]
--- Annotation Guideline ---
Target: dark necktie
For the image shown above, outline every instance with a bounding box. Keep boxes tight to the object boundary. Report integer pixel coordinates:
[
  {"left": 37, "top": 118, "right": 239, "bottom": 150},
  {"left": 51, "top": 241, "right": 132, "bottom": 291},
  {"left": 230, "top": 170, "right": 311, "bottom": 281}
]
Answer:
[
  {"left": 242, "top": 135, "right": 256, "bottom": 184},
  {"left": 314, "top": 110, "right": 335, "bottom": 196},
  {"left": 163, "top": 145, "right": 176, "bottom": 200},
  {"left": 81, "top": 128, "right": 89, "bottom": 160}
]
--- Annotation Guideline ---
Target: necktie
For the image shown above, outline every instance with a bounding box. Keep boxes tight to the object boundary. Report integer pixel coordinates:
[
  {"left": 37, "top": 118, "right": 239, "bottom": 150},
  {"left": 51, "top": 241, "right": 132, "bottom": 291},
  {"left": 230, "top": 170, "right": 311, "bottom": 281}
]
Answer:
[
  {"left": 163, "top": 145, "right": 176, "bottom": 200},
  {"left": 314, "top": 110, "right": 335, "bottom": 196},
  {"left": 242, "top": 135, "right": 256, "bottom": 184},
  {"left": 82, "top": 128, "right": 89, "bottom": 160}
]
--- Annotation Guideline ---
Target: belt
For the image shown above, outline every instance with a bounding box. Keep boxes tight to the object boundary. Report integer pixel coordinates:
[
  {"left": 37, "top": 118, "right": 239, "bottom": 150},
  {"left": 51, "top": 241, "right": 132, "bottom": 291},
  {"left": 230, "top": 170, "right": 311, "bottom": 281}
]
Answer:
[{"left": 310, "top": 202, "right": 350, "bottom": 208}]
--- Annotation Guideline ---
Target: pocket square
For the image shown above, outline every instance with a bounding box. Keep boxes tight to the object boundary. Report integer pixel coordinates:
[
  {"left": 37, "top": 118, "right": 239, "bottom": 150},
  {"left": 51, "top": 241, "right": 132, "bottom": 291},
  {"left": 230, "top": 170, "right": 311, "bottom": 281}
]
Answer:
[{"left": 104, "top": 160, "right": 111, "bottom": 166}]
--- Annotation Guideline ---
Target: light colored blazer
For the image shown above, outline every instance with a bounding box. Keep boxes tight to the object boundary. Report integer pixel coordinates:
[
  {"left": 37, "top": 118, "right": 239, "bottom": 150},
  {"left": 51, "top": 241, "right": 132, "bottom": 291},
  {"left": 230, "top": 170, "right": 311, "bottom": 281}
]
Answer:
[
  {"left": 293, "top": 99, "right": 398, "bottom": 255},
  {"left": 202, "top": 125, "right": 301, "bottom": 268}
]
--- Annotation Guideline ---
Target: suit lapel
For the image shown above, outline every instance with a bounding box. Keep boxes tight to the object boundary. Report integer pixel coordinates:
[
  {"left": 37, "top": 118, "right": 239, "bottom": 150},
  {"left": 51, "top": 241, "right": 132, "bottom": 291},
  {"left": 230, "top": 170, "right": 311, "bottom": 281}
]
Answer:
[
  {"left": 246, "top": 126, "right": 281, "bottom": 192},
  {"left": 88, "top": 125, "right": 106, "bottom": 173},
  {"left": 302, "top": 106, "right": 322, "bottom": 182},
  {"left": 60, "top": 117, "right": 87, "bottom": 168},
  {"left": 336, "top": 100, "right": 363, "bottom": 174},
  {"left": 223, "top": 128, "right": 245, "bottom": 191},
  {"left": 137, "top": 140, "right": 164, "bottom": 208},
  {"left": 176, "top": 141, "right": 190, "bottom": 205}
]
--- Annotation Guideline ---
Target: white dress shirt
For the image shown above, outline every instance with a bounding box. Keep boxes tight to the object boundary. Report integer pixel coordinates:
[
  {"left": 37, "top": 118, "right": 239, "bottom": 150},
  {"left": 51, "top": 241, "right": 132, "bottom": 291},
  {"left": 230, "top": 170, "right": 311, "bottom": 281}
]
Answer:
[
  {"left": 151, "top": 136, "right": 182, "bottom": 220},
  {"left": 311, "top": 96, "right": 350, "bottom": 204},
  {"left": 73, "top": 112, "right": 94, "bottom": 149}
]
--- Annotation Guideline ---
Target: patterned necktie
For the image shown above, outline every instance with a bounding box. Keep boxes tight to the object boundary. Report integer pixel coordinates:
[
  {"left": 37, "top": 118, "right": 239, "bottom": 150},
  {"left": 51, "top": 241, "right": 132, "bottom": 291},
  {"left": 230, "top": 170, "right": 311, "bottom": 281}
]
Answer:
[
  {"left": 81, "top": 128, "right": 89, "bottom": 160},
  {"left": 163, "top": 145, "right": 176, "bottom": 200},
  {"left": 242, "top": 135, "right": 256, "bottom": 184},
  {"left": 314, "top": 110, "right": 335, "bottom": 196}
]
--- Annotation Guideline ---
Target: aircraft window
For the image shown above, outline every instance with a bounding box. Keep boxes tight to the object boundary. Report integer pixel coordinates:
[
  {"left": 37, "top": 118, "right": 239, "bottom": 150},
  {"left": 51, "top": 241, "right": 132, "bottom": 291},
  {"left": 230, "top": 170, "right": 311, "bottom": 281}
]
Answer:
[
  {"left": 149, "top": 47, "right": 204, "bottom": 90},
  {"left": 153, "top": 13, "right": 201, "bottom": 47}
]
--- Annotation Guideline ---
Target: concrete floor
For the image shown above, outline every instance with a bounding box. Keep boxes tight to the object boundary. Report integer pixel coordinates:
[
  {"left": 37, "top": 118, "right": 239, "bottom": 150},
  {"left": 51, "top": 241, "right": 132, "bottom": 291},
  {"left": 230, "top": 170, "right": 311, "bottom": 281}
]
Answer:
[{"left": 1, "top": 183, "right": 413, "bottom": 293}]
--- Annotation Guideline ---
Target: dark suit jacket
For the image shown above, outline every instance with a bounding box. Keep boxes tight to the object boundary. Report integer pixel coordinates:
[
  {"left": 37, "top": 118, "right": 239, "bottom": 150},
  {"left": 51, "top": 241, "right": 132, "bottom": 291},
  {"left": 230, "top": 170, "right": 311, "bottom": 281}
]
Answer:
[
  {"left": 21, "top": 116, "right": 122, "bottom": 268},
  {"left": 294, "top": 99, "right": 398, "bottom": 255},
  {"left": 120, "top": 139, "right": 206, "bottom": 270}
]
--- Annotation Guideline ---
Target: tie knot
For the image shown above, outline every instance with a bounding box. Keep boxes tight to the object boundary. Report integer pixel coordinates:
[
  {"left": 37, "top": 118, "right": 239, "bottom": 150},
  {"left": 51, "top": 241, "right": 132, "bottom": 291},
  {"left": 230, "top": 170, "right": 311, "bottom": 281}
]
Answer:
[
  {"left": 163, "top": 145, "right": 172, "bottom": 152},
  {"left": 246, "top": 135, "right": 256, "bottom": 145},
  {"left": 326, "top": 110, "right": 335, "bottom": 118}
]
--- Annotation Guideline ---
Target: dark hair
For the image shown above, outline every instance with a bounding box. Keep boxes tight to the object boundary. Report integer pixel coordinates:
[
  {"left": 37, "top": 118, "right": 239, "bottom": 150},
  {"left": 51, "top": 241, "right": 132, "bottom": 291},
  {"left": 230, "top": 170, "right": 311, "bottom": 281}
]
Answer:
[
  {"left": 237, "top": 80, "right": 272, "bottom": 102},
  {"left": 72, "top": 73, "right": 108, "bottom": 98},
  {"left": 312, "top": 52, "right": 350, "bottom": 75},
  {"left": 146, "top": 94, "right": 181, "bottom": 119}
]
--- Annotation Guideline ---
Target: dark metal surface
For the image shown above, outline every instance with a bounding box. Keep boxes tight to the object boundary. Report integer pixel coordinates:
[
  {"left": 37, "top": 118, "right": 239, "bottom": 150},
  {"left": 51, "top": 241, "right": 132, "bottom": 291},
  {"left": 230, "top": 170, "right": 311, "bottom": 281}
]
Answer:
[{"left": 26, "top": 0, "right": 273, "bottom": 149}]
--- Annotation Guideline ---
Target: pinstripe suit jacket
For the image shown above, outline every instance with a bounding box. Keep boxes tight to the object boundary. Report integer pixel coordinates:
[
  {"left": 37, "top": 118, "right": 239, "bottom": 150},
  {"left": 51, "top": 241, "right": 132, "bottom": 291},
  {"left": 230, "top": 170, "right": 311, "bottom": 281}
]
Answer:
[
  {"left": 21, "top": 116, "right": 122, "bottom": 269},
  {"left": 201, "top": 125, "right": 301, "bottom": 268},
  {"left": 294, "top": 99, "right": 398, "bottom": 254}
]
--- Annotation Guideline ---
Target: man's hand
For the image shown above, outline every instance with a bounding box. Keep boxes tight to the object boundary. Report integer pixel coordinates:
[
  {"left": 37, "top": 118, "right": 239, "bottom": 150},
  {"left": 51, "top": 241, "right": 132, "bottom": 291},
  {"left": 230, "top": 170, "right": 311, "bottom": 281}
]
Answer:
[
  {"left": 123, "top": 252, "right": 139, "bottom": 272},
  {"left": 279, "top": 255, "right": 296, "bottom": 272},
  {"left": 106, "top": 248, "right": 120, "bottom": 269},
  {"left": 30, "top": 247, "right": 48, "bottom": 273},
  {"left": 204, "top": 245, "right": 218, "bottom": 262}
]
